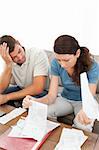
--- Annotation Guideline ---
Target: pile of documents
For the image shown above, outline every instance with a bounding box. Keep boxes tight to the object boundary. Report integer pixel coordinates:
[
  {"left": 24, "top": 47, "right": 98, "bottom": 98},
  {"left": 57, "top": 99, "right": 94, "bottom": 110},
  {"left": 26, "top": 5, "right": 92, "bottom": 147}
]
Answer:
[
  {"left": 0, "top": 101, "right": 60, "bottom": 150},
  {"left": 55, "top": 128, "right": 88, "bottom": 150},
  {"left": 8, "top": 101, "right": 60, "bottom": 141}
]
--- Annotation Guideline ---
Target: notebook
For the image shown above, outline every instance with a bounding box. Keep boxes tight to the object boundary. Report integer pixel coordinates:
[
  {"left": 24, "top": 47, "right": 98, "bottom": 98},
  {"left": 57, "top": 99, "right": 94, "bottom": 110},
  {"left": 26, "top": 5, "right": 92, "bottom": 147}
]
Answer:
[{"left": 0, "top": 128, "right": 52, "bottom": 150}]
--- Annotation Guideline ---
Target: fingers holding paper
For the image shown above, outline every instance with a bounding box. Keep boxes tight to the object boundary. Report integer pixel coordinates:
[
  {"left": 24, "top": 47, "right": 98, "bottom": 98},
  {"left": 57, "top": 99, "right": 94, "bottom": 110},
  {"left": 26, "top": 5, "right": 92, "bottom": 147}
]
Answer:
[
  {"left": 75, "top": 109, "right": 92, "bottom": 125},
  {"left": 22, "top": 95, "right": 36, "bottom": 109}
]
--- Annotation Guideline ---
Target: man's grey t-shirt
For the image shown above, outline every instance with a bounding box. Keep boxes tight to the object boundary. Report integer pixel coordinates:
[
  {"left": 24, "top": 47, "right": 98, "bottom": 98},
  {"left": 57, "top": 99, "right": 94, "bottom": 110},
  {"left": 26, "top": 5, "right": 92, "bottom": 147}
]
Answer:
[{"left": 11, "top": 48, "right": 49, "bottom": 88}]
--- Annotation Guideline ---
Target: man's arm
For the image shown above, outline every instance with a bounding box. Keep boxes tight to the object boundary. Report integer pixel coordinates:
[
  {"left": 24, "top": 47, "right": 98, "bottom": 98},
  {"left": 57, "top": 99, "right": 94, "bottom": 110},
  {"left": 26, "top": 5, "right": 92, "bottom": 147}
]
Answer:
[
  {"left": 0, "top": 64, "right": 12, "bottom": 93},
  {"left": 22, "top": 75, "right": 59, "bottom": 109},
  {"left": 0, "top": 43, "right": 13, "bottom": 93},
  {"left": 0, "top": 76, "right": 47, "bottom": 104}
]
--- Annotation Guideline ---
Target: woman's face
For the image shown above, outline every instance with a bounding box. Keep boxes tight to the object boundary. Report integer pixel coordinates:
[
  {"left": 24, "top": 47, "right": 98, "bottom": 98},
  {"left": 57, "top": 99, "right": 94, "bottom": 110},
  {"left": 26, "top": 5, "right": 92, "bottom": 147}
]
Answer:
[{"left": 54, "top": 50, "right": 80, "bottom": 70}]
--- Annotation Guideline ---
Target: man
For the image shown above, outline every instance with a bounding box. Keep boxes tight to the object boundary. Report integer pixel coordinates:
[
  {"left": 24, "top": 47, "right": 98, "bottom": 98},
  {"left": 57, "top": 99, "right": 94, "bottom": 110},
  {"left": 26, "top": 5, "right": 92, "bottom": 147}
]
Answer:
[{"left": 0, "top": 35, "right": 49, "bottom": 107}]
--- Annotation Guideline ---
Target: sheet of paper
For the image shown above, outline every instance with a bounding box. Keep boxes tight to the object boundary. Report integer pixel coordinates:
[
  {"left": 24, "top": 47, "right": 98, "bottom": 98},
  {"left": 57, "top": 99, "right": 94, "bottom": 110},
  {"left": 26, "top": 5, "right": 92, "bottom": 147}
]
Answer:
[
  {"left": 22, "top": 101, "right": 48, "bottom": 141},
  {"left": 8, "top": 118, "right": 60, "bottom": 140},
  {"left": 0, "top": 107, "right": 26, "bottom": 124},
  {"left": 55, "top": 127, "right": 88, "bottom": 150},
  {"left": 80, "top": 72, "right": 99, "bottom": 120},
  {"left": 8, "top": 101, "right": 60, "bottom": 141},
  {"left": 46, "top": 120, "right": 60, "bottom": 132},
  {"left": 0, "top": 110, "right": 6, "bottom": 117}
]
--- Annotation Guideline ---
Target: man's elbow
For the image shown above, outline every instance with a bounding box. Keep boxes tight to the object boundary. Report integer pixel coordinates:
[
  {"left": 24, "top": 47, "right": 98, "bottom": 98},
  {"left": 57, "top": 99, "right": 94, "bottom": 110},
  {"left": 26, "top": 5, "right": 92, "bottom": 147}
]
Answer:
[
  {"left": 0, "top": 86, "right": 4, "bottom": 94},
  {"left": 37, "top": 88, "right": 44, "bottom": 95},
  {"left": 32, "top": 86, "right": 45, "bottom": 95}
]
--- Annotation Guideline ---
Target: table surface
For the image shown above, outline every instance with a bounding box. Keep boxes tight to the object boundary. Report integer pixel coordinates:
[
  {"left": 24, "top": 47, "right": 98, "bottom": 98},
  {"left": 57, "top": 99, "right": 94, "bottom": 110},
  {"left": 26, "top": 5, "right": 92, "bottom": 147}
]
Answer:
[{"left": 0, "top": 104, "right": 99, "bottom": 150}]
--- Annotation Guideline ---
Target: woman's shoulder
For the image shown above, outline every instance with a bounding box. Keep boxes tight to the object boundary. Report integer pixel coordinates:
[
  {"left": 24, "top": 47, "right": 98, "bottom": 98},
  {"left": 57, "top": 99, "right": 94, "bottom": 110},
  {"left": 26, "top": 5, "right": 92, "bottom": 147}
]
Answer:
[
  {"left": 51, "top": 58, "right": 60, "bottom": 67},
  {"left": 90, "top": 60, "right": 99, "bottom": 72},
  {"left": 87, "top": 60, "right": 99, "bottom": 83}
]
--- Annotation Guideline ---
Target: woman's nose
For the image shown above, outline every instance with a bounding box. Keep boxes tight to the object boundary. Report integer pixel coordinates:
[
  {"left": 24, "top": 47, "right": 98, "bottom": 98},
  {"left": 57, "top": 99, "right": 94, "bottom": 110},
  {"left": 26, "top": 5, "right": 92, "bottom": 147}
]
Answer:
[
  {"left": 60, "top": 62, "right": 65, "bottom": 67},
  {"left": 60, "top": 61, "right": 64, "bottom": 65}
]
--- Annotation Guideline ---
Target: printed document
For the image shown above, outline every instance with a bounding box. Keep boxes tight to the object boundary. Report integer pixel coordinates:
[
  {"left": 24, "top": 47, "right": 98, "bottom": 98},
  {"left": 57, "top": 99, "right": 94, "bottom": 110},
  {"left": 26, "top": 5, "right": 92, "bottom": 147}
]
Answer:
[
  {"left": 80, "top": 72, "right": 99, "bottom": 120},
  {"left": 55, "top": 128, "right": 88, "bottom": 150},
  {"left": 8, "top": 101, "right": 60, "bottom": 141}
]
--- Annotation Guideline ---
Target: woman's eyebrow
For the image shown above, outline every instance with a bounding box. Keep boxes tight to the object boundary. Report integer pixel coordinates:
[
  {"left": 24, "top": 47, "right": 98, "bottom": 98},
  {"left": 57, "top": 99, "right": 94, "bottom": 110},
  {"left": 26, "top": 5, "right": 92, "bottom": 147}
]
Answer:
[
  {"left": 57, "top": 58, "right": 70, "bottom": 61},
  {"left": 57, "top": 58, "right": 61, "bottom": 61}
]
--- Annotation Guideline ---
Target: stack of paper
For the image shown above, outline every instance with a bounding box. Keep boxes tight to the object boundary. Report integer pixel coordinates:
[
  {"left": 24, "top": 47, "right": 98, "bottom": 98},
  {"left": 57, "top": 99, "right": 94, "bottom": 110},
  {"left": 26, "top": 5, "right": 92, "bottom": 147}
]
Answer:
[
  {"left": 0, "top": 101, "right": 60, "bottom": 150},
  {"left": 80, "top": 72, "right": 99, "bottom": 120},
  {"left": 55, "top": 128, "right": 88, "bottom": 150},
  {"left": 8, "top": 101, "right": 60, "bottom": 141},
  {"left": 22, "top": 101, "right": 48, "bottom": 141}
]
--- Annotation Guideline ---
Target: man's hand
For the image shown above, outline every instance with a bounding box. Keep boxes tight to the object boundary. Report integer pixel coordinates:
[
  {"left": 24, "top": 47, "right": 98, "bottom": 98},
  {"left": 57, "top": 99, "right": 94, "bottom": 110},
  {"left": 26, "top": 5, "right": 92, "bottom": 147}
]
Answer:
[
  {"left": 0, "top": 94, "right": 8, "bottom": 105},
  {"left": 0, "top": 42, "right": 12, "bottom": 65},
  {"left": 22, "top": 95, "right": 35, "bottom": 109},
  {"left": 75, "top": 109, "right": 92, "bottom": 125}
]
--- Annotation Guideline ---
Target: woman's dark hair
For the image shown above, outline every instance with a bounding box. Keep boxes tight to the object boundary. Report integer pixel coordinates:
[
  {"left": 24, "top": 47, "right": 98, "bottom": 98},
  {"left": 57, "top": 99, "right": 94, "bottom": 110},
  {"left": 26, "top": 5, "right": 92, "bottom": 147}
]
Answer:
[
  {"left": 54, "top": 35, "right": 93, "bottom": 85},
  {"left": 0, "top": 35, "right": 25, "bottom": 53}
]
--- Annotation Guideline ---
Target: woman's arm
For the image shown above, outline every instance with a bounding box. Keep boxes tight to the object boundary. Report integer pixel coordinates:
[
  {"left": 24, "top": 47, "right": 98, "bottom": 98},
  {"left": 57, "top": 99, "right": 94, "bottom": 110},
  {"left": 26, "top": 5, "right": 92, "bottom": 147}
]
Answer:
[{"left": 89, "top": 83, "right": 97, "bottom": 96}]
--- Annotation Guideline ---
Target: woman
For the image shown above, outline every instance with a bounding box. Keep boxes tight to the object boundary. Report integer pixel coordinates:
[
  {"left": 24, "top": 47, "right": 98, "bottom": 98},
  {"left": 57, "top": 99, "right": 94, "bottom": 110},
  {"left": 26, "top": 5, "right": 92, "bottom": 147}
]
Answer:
[{"left": 22, "top": 35, "right": 99, "bottom": 131}]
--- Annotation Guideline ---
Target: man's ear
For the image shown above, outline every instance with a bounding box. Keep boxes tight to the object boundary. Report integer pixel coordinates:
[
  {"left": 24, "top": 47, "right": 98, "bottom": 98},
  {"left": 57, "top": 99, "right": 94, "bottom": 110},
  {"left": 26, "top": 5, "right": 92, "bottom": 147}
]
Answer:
[
  {"left": 16, "top": 40, "right": 21, "bottom": 45},
  {"left": 16, "top": 40, "right": 25, "bottom": 51},
  {"left": 76, "top": 49, "right": 81, "bottom": 58}
]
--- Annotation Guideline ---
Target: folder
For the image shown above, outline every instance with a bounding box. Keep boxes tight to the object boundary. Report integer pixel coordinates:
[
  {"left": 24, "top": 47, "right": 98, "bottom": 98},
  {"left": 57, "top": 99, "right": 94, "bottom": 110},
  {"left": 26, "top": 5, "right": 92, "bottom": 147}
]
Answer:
[{"left": 0, "top": 128, "right": 52, "bottom": 150}]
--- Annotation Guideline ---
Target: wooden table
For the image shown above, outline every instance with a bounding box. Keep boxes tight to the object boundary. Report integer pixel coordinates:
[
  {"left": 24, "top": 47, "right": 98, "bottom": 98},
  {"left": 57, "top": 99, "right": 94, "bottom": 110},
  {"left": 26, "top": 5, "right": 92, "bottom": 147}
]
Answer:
[{"left": 0, "top": 105, "right": 99, "bottom": 150}]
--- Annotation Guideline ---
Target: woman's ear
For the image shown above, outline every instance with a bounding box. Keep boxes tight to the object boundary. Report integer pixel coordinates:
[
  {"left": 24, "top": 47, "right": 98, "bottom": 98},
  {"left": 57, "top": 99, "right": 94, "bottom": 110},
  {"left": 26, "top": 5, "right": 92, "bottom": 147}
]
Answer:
[{"left": 76, "top": 49, "right": 81, "bottom": 58}]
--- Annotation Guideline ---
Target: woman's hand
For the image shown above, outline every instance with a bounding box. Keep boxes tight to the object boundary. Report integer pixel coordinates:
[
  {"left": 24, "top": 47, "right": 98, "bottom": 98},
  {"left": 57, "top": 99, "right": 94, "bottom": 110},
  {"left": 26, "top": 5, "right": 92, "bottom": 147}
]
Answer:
[
  {"left": 22, "top": 95, "right": 35, "bottom": 109},
  {"left": 75, "top": 109, "right": 92, "bottom": 125}
]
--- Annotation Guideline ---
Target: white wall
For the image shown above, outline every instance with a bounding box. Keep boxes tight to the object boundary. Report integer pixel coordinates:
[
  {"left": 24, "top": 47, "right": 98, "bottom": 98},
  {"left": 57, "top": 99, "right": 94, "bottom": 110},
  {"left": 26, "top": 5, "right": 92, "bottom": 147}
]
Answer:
[{"left": 0, "top": 0, "right": 99, "bottom": 55}]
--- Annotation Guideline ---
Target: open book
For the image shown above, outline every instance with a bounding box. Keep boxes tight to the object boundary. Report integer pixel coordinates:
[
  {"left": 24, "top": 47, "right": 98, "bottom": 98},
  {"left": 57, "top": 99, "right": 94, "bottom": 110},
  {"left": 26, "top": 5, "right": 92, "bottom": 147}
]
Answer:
[
  {"left": 0, "top": 120, "right": 60, "bottom": 150},
  {"left": 0, "top": 128, "right": 50, "bottom": 150},
  {"left": 0, "top": 101, "right": 60, "bottom": 150}
]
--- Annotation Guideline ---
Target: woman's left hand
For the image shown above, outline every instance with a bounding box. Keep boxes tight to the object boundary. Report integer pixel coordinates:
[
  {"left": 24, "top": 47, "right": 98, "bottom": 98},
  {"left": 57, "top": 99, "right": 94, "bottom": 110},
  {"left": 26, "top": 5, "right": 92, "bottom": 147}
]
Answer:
[{"left": 75, "top": 109, "right": 92, "bottom": 125}]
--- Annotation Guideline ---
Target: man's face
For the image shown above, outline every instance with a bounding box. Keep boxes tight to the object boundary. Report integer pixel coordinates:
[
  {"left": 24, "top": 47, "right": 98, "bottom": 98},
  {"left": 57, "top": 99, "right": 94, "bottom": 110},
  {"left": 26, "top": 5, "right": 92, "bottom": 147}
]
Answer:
[{"left": 10, "top": 44, "right": 26, "bottom": 65}]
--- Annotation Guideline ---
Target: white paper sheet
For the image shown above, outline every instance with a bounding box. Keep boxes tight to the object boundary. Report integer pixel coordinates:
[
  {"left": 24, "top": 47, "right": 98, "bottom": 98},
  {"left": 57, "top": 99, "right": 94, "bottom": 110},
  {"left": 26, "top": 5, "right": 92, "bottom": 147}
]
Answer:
[
  {"left": 80, "top": 72, "right": 99, "bottom": 120},
  {"left": 55, "top": 128, "right": 88, "bottom": 150},
  {"left": 8, "top": 118, "right": 60, "bottom": 139},
  {"left": 8, "top": 101, "right": 60, "bottom": 141},
  {"left": 0, "top": 107, "right": 26, "bottom": 124},
  {"left": 22, "top": 101, "right": 48, "bottom": 141}
]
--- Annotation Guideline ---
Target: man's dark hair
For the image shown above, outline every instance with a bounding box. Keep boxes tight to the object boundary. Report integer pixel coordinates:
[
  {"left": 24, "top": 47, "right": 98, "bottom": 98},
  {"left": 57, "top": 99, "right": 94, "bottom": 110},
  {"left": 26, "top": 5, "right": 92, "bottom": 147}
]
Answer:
[{"left": 0, "top": 35, "right": 19, "bottom": 53}]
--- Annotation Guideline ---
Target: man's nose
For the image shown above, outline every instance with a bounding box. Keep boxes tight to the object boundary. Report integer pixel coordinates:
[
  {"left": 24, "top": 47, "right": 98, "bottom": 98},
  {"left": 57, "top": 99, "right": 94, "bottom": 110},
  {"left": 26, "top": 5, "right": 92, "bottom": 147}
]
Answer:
[{"left": 17, "top": 54, "right": 22, "bottom": 60}]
